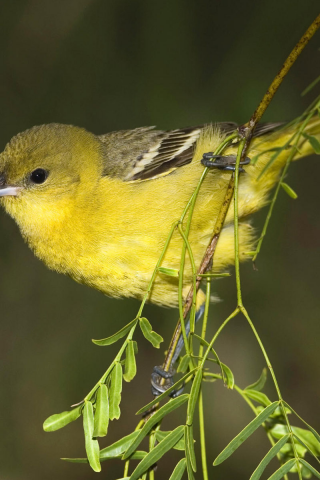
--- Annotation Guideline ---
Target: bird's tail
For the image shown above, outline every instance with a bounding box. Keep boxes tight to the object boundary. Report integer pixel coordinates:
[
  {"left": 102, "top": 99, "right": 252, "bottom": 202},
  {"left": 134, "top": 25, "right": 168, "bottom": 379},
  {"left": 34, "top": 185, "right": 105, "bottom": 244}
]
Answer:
[
  {"left": 226, "top": 114, "right": 320, "bottom": 223},
  {"left": 292, "top": 114, "right": 320, "bottom": 160},
  {"left": 249, "top": 114, "right": 320, "bottom": 165},
  {"left": 245, "top": 114, "right": 320, "bottom": 189}
]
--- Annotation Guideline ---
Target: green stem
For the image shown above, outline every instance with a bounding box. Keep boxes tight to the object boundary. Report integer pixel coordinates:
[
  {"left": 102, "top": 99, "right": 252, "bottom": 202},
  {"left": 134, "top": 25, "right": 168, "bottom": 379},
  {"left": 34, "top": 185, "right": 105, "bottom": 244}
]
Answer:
[
  {"left": 234, "top": 384, "right": 259, "bottom": 413},
  {"left": 198, "top": 278, "right": 211, "bottom": 480},
  {"left": 123, "top": 460, "right": 130, "bottom": 478},
  {"left": 200, "top": 308, "right": 240, "bottom": 367},
  {"left": 136, "top": 220, "right": 179, "bottom": 318},
  {"left": 198, "top": 389, "right": 208, "bottom": 480},
  {"left": 198, "top": 279, "right": 211, "bottom": 361},
  {"left": 178, "top": 224, "right": 197, "bottom": 351},
  {"left": 84, "top": 322, "right": 137, "bottom": 402},
  {"left": 233, "top": 139, "right": 245, "bottom": 307}
]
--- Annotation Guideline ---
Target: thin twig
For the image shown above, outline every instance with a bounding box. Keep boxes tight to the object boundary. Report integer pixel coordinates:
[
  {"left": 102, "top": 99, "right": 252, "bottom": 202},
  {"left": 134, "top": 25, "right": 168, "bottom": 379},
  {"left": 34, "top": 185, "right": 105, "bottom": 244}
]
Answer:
[
  {"left": 162, "top": 12, "right": 320, "bottom": 373},
  {"left": 241, "top": 14, "right": 320, "bottom": 139}
]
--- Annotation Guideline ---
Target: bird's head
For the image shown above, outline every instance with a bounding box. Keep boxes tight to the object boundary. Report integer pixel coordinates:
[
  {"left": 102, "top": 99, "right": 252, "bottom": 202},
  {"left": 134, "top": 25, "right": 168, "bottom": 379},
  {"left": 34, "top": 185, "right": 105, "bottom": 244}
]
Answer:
[{"left": 0, "top": 123, "right": 104, "bottom": 226}]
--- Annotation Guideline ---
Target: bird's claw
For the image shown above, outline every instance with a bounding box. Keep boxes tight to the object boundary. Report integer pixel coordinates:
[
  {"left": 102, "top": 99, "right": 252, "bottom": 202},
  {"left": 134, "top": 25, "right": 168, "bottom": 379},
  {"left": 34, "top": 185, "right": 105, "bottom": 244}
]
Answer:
[
  {"left": 151, "top": 365, "right": 185, "bottom": 397},
  {"left": 150, "top": 305, "right": 205, "bottom": 398},
  {"left": 201, "top": 153, "right": 250, "bottom": 173}
]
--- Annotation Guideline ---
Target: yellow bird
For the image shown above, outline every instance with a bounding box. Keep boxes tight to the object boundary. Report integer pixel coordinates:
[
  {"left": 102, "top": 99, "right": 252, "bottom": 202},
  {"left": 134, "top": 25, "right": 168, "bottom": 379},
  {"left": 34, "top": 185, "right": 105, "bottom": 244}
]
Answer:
[{"left": 0, "top": 118, "right": 319, "bottom": 310}]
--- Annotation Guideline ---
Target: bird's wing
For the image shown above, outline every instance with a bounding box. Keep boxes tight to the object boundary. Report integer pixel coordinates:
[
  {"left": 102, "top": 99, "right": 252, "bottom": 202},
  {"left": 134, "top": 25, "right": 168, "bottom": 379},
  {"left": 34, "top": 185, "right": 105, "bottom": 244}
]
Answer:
[{"left": 98, "top": 122, "right": 281, "bottom": 182}]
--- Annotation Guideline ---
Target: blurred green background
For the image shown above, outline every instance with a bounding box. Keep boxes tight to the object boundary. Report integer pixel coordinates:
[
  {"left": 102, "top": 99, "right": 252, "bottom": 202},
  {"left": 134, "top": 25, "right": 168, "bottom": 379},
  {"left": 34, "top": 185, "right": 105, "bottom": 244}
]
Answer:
[{"left": 0, "top": 1, "right": 319, "bottom": 479}]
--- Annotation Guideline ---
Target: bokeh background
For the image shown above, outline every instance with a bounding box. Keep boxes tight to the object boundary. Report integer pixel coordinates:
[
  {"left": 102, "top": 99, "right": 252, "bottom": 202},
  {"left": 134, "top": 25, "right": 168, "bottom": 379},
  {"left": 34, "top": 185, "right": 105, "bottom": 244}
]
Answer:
[{"left": 0, "top": 1, "right": 319, "bottom": 479}]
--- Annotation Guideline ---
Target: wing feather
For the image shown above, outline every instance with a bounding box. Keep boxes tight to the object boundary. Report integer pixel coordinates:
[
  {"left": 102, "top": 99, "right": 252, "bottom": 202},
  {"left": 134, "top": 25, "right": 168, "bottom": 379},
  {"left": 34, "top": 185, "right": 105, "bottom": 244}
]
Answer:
[{"left": 98, "top": 122, "right": 282, "bottom": 182}]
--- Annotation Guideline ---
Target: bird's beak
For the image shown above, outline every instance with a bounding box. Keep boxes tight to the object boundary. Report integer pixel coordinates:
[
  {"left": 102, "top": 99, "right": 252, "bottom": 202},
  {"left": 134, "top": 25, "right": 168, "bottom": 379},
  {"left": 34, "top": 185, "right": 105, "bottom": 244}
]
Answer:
[{"left": 0, "top": 186, "right": 21, "bottom": 197}]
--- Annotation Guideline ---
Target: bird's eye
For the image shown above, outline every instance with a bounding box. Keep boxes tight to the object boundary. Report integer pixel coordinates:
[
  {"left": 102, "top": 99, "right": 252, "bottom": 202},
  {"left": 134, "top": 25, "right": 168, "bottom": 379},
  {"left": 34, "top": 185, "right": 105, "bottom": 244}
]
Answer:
[{"left": 29, "top": 168, "right": 49, "bottom": 184}]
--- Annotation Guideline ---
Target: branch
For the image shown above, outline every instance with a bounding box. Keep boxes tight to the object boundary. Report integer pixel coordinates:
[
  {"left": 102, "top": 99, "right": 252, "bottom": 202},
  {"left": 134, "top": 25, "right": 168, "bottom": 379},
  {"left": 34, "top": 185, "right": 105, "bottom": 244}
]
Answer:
[{"left": 162, "top": 13, "right": 320, "bottom": 372}]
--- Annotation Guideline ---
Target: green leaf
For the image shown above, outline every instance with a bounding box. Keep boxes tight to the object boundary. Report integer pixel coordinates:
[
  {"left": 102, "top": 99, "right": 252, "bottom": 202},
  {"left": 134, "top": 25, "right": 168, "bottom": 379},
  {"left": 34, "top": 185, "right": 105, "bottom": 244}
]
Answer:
[
  {"left": 132, "top": 340, "right": 138, "bottom": 354},
  {"left": 177, "top": 354, "right": 190, "bottom": 373},
  {"left": 62, "top": 447, "right": 146, "bottom": 464},
  {"left": 124, "top": 394, "right": 189, "bottom": 459},
  {"left": 244, "top": 389, "right": 272, "bottom": 407},
  {"left": 186, "top": 424, "right": 197, "bottom": 472},
  {"left": 158, "top": 267, "right": 179, "bottom": 277},
  {"left": 266, "top": 458, "right": 296, "bottom": 480},
  {"left": 245, "top": 368, "right": 267, "bottom": 391},
  {"left": 100, "top": 431, "right": 140, "bottom": 460},
  {"left": 83, "top": 401, "right": 101, "bottom": 472},
  {"left": 279, "top": 440, "right": 307, "bottom": 459},
  {"left": 129, "top": 451, "right": 147, "bottom": 460},
  {"left": 221, "top": 362, "right": 234, "bottom": 389},
  {"left": 297, "top": 428, "right": 318, "bottom": 455},
  {"left": 109, "top": 362, "right": 123, "bottom": 420},
  {"left": 293, "top": 434, "right": 320, "bottom": 471},
  {"left": 43, "top": 406, "right": 81, "bottom": 432},
  {"left": 123, "top": 340, "right": 137, "bottom": 382},
  {"left": 281, "top": 182, "right": 298, "bottom": 199},
  {"left": 294, "top": 433, "right": 320, "bottom": 465},
  {"left": 301, "top": 466, "right": 313, "bottom": 479},
  {"left": 201, "top": 358, "right": 234, "bottom": 388},
  {"left": 187, "top": 368, "right": 202, "bottom": 425},
  {"left": 136, "top": 368, "right": 197, "bottom": 415},
  {"left": 300, "top": 459, "right": 320, "bottom": 479},
  {"left": 169, "top": 458, "right": 187, "bottom": 480},
  {"left": 185, "top": 428, "right": 195, "bottom": 480},
  {"left": 303, "top": 132, "right": 320, "bottom": 154},
  {"left": 202, "top": 372, "right": 219, "bottom": 383},
  {"left": 271, "top": 424, "right": 320, "bottom": 457},
  {"left": 267, "top": 405, "right": 292, "bottom": 419},
  {"left": 139, "top": 317, "right": 163, "bottom": 348},
  {"left": 92, "top": 318, "right": 137, "bottom": 346},
  {"left": 130, "top": 425, "right": 184, "bottom": 480},
  {"left": 250, "top": 434, "right": 290, "bottom": 480},
  {"left": 284, "top": 401, "right": 320, "bottom": 445},
  {"left": 62, "top": 431, "right": 140, "bottom": 463},
  {"left": 213, "top": 401, "right": 279, "bottom": 465},
  {"left": 155, "top": 430, "right": 185, "bottom": 450},
  {"left": 93, "top": 384, "right": 109, "bottom": 437},
  {"left": 61, "top": 458, "right": 89, "bottom": 464},
  {"left": 293, "top": 433, "right": 311, "bottom": 456}
]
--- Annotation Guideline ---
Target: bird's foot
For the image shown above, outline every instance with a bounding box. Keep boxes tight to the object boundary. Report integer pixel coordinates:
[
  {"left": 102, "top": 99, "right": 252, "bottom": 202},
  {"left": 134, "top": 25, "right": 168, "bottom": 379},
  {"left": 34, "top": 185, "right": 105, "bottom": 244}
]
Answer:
[
  {"left": 150, "top": 304, "right": 205, "bottom": 398},
  {"left": 151, "top": 365, "right": 185, "bottom": 398},
  {"left": 201, "top": 153, "right": 250, "bottom": 172}
]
